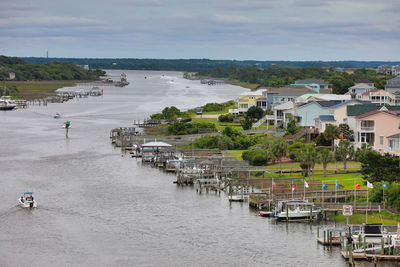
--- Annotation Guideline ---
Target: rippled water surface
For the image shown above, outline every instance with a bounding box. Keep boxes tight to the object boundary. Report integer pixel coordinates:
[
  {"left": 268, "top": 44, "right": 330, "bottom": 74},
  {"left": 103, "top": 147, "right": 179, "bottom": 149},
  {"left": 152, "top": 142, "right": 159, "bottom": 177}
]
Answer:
[{"left": 0, "top": 70, "right": 358, "bottom": 266}]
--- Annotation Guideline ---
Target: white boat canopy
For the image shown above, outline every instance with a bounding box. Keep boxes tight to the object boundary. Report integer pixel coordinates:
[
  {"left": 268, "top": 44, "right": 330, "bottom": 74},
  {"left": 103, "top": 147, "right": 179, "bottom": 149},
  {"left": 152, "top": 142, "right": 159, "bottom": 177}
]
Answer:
[{"left": 141, "top": 141, "right": 172, "bottom": 147}]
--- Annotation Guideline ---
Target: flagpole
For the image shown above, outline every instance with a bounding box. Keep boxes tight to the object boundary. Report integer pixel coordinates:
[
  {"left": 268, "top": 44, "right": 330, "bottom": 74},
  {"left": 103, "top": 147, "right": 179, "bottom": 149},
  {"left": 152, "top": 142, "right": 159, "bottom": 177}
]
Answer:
[
  {"left": 354, "top": 180, "right": 356, "bottom": 210},
  {"left": 383, "top": 182, "right": 385, "bottom": 209},
  {"left": 292, "top": 182, "right": 294, "bottom": 200},
  {"left": 335, "top": 180, "right": 337, "bottom": 204},
  {"left": 322, "top": 183, "right": 324, "bottom": 210},
  {"left": 366, "top": 187, "right": 368, "bottom": 224},
  {"left": 304, "top": 179, "right": 306, "bottom": 200}
]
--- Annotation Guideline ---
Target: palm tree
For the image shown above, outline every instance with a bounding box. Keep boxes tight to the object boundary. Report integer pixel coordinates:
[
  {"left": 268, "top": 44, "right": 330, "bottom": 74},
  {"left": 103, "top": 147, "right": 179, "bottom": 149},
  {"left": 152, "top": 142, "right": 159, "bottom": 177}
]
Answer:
[
  {"left": 324, "top": 124, "right": 340, "bottom": 151},
  {"left": 296, "top": 144, "right": 317, "bottom": 180},
  {"left": 271, "top": 138, "right": 288, "bottom": 176},
  {"left": 317, "top": 149, "right": 335, "bottom": 177},
  {"left": 335, "top": 140, "right": 354, "bottom": 171}
]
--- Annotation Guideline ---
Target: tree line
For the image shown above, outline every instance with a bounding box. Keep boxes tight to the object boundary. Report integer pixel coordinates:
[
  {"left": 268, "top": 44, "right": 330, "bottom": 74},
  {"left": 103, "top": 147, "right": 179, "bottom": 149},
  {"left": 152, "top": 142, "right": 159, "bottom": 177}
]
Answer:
[
  {"left": 0, "top": 56, "right": 105, "bottom": 81},
  {"left": 198, "top": 66, "right": 392, "bottom": 94}
]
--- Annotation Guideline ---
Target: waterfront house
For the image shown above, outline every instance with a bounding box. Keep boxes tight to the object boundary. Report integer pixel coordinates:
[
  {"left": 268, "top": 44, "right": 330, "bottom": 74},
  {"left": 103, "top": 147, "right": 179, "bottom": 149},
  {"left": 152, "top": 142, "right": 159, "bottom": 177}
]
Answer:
[
  {"left": 346, "top": 104, "right": 400, "bottom": 134},
  {"left": 237, "top": 90, "right": 266, "bottom": 113},
  {"left": 386, "top": 134, "right": 400, "bottom": 156},
  {"left": 346, "top": 81, "right": 375, "bottom": 100},
  {"left": 385, "top": 76, "right": 400, "bottom": 94},
  {"left": 354, "top": 108, "right": 400, "bottom": 154},
  {"left": 296, "top": 93, "right": 350, "bottom": 104},
  {"left": 292, "top": 79, "right": 331, "bottom": 93},
  {"left": 361, "top": 89, "right": 397, "bottom": 106},
  {"left": 256, "top": 86, "right": 314, "bottom": 110},
  {"left": 294, "top": 101, "right": 339, "bottom": 127},
  {"left": 315, "top": 115, "right": 336, "bottom": 132},
  {"left": 273, "top": 101, "right": 295, "bottom": 127},
  {"left": 328, "top": 100, "right": 365, "bottom": 125}
]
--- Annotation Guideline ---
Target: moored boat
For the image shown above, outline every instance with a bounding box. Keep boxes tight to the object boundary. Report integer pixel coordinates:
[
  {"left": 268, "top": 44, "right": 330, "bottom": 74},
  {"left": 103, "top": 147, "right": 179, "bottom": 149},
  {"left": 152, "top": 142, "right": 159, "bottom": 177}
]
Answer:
[
  {"left": 19, "top": 191, "right": 37, "bottom": 208},
  {"left": 276, "top": 201, "right": 321, "bottom": 221},
  {"left": 0, "top": 97, "right": 17, "bottom": 110}
]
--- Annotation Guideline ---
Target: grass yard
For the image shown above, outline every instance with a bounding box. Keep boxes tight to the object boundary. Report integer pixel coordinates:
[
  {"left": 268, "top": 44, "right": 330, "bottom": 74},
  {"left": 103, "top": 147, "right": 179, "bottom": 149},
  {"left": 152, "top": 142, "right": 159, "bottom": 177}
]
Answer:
[{"left": 332, "top": 211, "right": 399, "bottom": 224}]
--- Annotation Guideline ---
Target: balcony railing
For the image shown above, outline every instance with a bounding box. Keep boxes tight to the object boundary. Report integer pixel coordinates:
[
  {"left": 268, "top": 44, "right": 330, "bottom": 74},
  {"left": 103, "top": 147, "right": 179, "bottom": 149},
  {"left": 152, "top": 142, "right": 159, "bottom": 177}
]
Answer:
[{"left": 359, "top": 127, "right": 374, "bottom": 132}]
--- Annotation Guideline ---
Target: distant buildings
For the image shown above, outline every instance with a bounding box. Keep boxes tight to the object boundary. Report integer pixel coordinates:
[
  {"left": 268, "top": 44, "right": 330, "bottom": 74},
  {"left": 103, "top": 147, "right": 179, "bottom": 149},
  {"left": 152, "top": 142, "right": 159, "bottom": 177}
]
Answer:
[
  {"left": 376, "top": 65, "right": 400, "bottom": 76},
  {"left": 76, "top": 64, "right": 89, "bottom": 70},
  {"left": 385, "top": 76, "right": 400, "bottom": 94}
]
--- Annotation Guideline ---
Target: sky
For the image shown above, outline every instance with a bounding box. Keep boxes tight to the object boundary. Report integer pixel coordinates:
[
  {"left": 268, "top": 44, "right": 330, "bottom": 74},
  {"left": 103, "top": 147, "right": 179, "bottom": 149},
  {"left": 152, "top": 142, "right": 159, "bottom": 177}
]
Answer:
[{"left": 0, "top": 0, "right": 399, "bottom": 61}]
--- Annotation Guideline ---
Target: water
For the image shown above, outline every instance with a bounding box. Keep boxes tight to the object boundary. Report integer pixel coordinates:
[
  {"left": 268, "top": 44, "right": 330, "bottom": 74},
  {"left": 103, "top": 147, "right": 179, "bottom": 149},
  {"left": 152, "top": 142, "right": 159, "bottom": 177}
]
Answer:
[{"left": 0, "top": 70, "right": 357, "bottom": 266}]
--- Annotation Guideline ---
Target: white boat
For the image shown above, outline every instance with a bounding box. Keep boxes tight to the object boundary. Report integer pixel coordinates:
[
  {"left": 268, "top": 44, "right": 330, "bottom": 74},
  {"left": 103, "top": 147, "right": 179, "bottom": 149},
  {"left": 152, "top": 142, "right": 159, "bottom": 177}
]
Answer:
[
  {"left": 228, "top": 195, "right": 245, "bottom": 202},
  {"left": 19, "top": 191, "right": 37, "bottom": 208},
  {"left": 54, "top": 113, "right": 61, "bottom": 119},
  {"left": 276, "top": 201, "right": 320, "bottom": 221},
  {"left": 0, "top": 97, "right": 17, "bottom": 110}
]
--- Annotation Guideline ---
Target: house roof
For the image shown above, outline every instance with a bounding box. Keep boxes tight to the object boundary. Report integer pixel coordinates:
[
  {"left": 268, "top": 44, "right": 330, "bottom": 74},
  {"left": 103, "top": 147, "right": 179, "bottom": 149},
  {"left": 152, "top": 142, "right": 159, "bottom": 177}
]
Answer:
[
  {"left": 355, "top": 110, "right": 400, "bottom": 119},
  {"left": 317, "top": 101, "right": 341, "bottom": 107},
  {"left": 349, "top": 83, "right": 375, "bottom": 90},
  {"left": 273, "top": 101, "right": 294, "bottom": 110},
  {"left": 297, "top": 94, "right": 350, "bottom": 102},
  {"left": 329, "top": 100, "right": 359, "bottom": 110},
  {"left": 318, "top": 115, "right": 336, "bottom": 122},
  {"left": 358, "top": 79, "right": 373, "bottom": 84},
  {"left": 297, "top": 100, "right": 339, "bottom": 109},
  {"left": 387, "top": 133, "right": 400, "bottom": 139},
  {"left": 266, "top": 86, "right": 314, "bottom": 94},
  {"left": 240, "top": 90, "right": 266, "bottom": 96},
  {"left": 295, "top": 79, "right": 328, "bottom": 85},
  {"left": 347, "top": 104, "right": 400, "bottom": 117},
  {"left": 362, "top": 88, "right": 380, "bottom": 96}
]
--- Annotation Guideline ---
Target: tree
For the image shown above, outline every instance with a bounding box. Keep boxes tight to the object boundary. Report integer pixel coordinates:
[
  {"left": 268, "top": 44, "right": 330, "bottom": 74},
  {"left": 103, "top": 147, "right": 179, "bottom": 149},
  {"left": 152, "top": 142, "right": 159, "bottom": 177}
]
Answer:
[
  {"left": 335, "top": 140, "right": 354, "bottom": 171},
  {"left": 354, "top": 143, "right": 372, "bottom": 162},
  {"left": 264, "top": 109, "right": 273, "bottom": 115},
  {"left": 241, "top": 116, "right": 253, "bottom": 130},
  {"left": 317, "top": 148, "right": 335, "bottom": 177},
  {"left": 339, "top": 123, "right": 354, "bottom": 141},
  {"left": 243, "top": 149, "right": 274, "bottom": 166},
  {"left": 246, "top": 106, "right": 264, "bottom": 120},
  {"left": 285, "top": 119, "right": 301, "bottom": 136},
  {"left": 360, "top": 151, "right": 400, "bottom": 183},
  {"left": 324, "top": 124, "right": 340, "bottom": 151},
  {"left": 271, "top": 138, "right": 288, "bottom": 176},
  {"left": 296, "top": 144, "right": 317, "bottom": 179}
]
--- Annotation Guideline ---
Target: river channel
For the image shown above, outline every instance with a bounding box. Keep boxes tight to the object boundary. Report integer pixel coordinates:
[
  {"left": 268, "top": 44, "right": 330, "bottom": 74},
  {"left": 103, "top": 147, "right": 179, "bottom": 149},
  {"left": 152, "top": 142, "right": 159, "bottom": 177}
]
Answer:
[{"left": 0, "top": 70, "right": 370, "bottom": 266}]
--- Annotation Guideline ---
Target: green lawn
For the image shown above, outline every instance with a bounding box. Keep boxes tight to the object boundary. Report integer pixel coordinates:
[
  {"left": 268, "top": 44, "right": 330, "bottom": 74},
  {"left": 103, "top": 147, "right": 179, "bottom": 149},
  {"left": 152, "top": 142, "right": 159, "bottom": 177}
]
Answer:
[
  {"left": 332, "top": 211, "right": 399, "bottom": 224},
  {"left": 192, "top": 117, "right": 243, "bottom": 131}
]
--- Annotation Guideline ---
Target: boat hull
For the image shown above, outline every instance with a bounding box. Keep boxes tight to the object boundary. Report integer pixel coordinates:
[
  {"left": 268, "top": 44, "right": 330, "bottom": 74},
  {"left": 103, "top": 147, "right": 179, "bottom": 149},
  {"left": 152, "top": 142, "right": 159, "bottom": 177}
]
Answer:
[
  {"left": 19, "top": 199, "right": 37, "bottom": 208},
  {"left": 276, "top": 210, "right": 320, "bottom": 221}
]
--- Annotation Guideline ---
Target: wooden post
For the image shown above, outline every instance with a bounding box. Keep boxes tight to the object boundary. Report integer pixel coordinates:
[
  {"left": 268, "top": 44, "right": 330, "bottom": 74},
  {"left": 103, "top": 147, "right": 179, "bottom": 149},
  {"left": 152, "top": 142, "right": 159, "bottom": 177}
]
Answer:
[
  {"left": 324, "top": 230, "right": 326, "bottom": 244},
  {"left": 330, "top": 230, "right": 332, "bottom": 246},
  {"left": 317, "top": 227, "right": 319, "bottom": 239},
  {"left": 310, "top": 205, "right": 312, "bottom": 222},
  {"left": 286, "top": 204, "right": 289, "bottom": 221},
  {"left": 364, "top": 235, "right": 366, "bottom": 256},
  {"left": 381, "top": 237, "right": 385, "bottom": 255}
]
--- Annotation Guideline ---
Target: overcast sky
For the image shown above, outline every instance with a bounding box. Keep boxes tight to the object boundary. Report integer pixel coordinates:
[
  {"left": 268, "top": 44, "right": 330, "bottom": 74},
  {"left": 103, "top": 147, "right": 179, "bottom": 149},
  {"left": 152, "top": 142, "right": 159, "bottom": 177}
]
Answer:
[{"left": 1, "top": 0, "right": 399, "bottom": 60}]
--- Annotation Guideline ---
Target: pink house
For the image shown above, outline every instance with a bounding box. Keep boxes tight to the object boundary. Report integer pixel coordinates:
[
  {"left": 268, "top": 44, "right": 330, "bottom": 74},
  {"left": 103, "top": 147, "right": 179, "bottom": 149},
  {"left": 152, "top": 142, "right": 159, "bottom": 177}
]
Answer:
[{"left": 355, "top": 108, "right": 400, "bottom": 154}]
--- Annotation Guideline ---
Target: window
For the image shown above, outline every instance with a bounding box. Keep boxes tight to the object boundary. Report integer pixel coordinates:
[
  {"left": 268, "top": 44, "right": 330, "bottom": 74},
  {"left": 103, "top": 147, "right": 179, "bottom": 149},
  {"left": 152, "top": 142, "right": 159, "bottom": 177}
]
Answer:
[{"left": 380, "top": 136, "right": 384, "bottom": 145}]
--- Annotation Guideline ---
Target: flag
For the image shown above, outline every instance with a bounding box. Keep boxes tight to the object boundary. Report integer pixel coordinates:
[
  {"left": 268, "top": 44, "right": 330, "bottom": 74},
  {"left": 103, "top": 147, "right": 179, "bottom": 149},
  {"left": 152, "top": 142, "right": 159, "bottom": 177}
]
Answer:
[
  {"left": 383, "top": 182, "right": 389, "bottom": 189},
  {"left": 323, "top": 183, "right": 328, "bottom": 190},
  {"left": 304, "top": 181, "right": 309, "bottom": 188},
  {"left": 292, "top": 184, "right": 296, "bottom": 191},
  {"left": 336, "top": 181, "right": 339, "bottom": 189},
  {"left": 367, "top": 181, "right": 373, "bottom": 189},
  {"left": 272, "top": 180, "right": 276, "bottom": 187},
  {"left": 356, "top": 182, "right": 361, "bottom": 189},
  {"left": 341, "top": 132, "right": 344, "bottom": 141}
]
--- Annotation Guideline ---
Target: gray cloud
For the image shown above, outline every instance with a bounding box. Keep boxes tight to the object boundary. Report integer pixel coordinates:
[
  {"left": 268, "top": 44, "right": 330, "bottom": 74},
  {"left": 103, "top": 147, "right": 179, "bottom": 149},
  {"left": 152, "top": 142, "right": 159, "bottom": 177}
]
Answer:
[{"left": 0, "top": 0, "right": 399, "bottom": 60}]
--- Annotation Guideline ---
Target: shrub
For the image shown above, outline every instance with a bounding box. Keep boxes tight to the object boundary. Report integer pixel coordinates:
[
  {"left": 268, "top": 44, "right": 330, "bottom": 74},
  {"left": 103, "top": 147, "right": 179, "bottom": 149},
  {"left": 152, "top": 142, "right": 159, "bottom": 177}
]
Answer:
[
  {"left": 218, "top": 114, "right": 234, "bottom": 122},
  {"left": 245, "top": 149, "right": 274, "bottom": 166}
]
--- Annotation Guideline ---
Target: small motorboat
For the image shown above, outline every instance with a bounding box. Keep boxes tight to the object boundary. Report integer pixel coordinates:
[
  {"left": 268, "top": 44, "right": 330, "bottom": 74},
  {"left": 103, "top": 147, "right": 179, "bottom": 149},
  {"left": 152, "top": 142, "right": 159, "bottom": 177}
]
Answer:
[
  {"left": 54, "top": 113, "right": 61, "bottom": 119},
  {"left": 228, "top": 195, "right": 245, "bottom": 202},
  {"left": 19, "top": 191, "right": 37, "bottom": 208},
  {"left": 258, "top": 211, "right": 273, "bottom": 217},
  {"left": 0, "top": 97, "right": 17, "bottom": 110}
]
